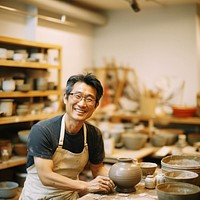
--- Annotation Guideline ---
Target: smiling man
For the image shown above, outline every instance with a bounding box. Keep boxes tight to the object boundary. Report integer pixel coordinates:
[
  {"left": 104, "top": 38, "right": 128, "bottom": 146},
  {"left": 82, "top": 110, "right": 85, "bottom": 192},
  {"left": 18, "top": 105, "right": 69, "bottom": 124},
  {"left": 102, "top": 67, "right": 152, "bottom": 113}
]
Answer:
[{"left": 19, "top": 73, "right": 115, "bottom": 200}]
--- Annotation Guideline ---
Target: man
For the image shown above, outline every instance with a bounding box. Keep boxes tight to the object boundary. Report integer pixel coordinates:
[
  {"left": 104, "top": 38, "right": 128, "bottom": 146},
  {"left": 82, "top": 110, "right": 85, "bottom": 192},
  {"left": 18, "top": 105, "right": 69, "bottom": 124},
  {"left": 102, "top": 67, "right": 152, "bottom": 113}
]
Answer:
[{"left": 20, "top": 73, "right": 115, "bottom": 199}]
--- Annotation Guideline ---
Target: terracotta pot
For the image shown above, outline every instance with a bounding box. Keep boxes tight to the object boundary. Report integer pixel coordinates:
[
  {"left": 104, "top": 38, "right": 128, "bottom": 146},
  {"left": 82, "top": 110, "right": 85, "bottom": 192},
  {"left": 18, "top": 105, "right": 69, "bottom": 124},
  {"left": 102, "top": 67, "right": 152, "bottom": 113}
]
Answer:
[
  {"left": 13, "top": 144, "right": 27, "bottom": 156},
  {"left": 109, "top": 158, "right": 142, "bottom": 193}
]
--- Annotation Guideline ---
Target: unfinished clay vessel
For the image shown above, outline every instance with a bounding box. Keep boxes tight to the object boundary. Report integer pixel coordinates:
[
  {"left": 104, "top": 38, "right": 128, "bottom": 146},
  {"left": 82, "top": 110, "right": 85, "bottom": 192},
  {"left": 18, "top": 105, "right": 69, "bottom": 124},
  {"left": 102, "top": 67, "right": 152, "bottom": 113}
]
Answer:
[{"left": 109, "top": 158, "right": 142, "bottom": 193}]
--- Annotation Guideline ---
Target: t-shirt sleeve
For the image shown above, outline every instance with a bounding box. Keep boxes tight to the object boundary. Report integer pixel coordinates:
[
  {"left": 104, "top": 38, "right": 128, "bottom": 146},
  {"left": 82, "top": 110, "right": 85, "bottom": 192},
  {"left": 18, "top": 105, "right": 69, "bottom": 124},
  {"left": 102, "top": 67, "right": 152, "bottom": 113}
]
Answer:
[
  {"left": 27, "top": 123, "right": 58, "bottom": 159},
  {"left": 88, "top": 125, "right": 105, "bottom": 164}
]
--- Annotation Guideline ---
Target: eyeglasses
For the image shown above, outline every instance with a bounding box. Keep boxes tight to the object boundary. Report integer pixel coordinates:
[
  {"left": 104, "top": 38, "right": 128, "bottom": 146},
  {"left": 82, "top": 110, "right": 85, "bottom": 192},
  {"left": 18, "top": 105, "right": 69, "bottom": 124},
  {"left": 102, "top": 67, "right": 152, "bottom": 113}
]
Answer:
[{"left": 69, "top": 92, "right": 96, "bottom": 106}]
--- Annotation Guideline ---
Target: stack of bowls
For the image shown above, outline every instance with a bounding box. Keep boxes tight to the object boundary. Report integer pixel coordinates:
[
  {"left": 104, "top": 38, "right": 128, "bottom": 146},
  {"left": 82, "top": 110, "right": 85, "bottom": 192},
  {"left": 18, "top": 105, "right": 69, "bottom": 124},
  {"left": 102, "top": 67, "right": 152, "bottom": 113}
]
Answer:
[
  {"left": 156, "top": 182, "right": 200, "bottom": 200},
  {"left": 16, "top": 104, "right": 29, "bottom": 116},
  {"left": 161, "top": 155, "right": 200, "bottom": 186},
  {"left": 164, "top": 170, "right": 199, "bottom": 185}
]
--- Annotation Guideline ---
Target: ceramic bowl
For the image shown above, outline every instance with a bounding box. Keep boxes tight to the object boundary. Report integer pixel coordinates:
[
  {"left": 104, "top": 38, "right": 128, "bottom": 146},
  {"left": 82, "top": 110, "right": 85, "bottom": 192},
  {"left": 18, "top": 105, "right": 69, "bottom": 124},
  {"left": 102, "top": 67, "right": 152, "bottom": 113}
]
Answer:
[
  {"left": 18, "top": 130, "right": 30, "bottom": 143},
  {"left": 122, "top": 133, "right": 148, "bottom": 150},
  {"left": 139, "top": 162, "right": 157, "bottom": 177},
  {"left": 156, "top": 182, "right": 200, "bottom": 200},
  {"left": 161, "top": 155, "right": 200, "bottom": 186},
  {"left": 16, "top": 84, "right": 31, "bottom": 92},
  {"left": 151, "top": 131, "right": 178, "bottom": 147},
  {"left": 187, "top": 133, "right": 200, "bottom": 146},
  {"left": 0, "top": 181, "right": 19, "bottom": 199},
  {"left": 16, "top": 108, "right": 29, "bottom": 116},
  {"left": 164, "top": 170, "right": 199, "bottom": 185},
  {"left": 172, "top": 105, "right": 197, "bottom": 118}
]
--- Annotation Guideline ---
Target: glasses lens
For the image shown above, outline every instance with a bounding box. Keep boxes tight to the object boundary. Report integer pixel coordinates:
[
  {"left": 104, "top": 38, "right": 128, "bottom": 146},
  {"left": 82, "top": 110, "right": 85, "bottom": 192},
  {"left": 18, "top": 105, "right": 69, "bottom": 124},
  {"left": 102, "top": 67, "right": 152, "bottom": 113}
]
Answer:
[{"left": 70, "top": 92, "right": 95, "bottom": 105}]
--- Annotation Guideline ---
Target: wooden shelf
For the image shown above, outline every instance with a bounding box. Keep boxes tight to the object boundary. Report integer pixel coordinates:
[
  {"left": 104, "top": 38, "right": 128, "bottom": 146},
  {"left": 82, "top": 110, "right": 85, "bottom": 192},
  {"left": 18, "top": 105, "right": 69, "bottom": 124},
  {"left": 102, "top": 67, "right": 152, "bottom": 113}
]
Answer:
[
  {"left": 0, "top": 156, "right": 27, "bottom": 170},
  {"left": 0, "top": 35, "right": 63, "bottom": 171},
  {"left": 0, "top": 59, "right": 61, "bottom": 69},
  {"left": 0, "top": 112, "right": 63, "bottom": 125},
  {"left": 0, "top": 35, "right": 62, "bottom": 49},
  {"left": 109, "top": 112, "right": 200, "bottom": 125},
  {"left": 0, "top": 90, "right": 62, "bottom": 98}
]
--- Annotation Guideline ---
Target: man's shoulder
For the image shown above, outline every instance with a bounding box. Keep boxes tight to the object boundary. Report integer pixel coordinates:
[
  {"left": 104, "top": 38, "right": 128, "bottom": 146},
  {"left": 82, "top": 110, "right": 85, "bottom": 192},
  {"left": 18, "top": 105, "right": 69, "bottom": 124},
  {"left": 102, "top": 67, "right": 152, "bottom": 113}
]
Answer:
[{"left": 37, "top": 114, "right": 63, "bottom": 126}]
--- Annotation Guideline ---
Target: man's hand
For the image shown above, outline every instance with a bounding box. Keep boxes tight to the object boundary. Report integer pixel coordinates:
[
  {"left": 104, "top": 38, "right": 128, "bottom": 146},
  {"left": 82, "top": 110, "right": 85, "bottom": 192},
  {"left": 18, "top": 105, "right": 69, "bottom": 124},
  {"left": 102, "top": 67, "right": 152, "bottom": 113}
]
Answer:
[{"left": 86, "top": 176, "right": 115, "bottom": 194}]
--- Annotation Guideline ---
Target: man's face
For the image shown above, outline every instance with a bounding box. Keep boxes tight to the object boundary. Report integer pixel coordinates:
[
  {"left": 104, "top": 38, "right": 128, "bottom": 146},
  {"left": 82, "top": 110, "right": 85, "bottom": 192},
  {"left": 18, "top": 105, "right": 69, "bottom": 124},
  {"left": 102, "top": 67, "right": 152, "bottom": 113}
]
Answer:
[{"left": 64, "top": 82, "right": 98, "bottom": 122}]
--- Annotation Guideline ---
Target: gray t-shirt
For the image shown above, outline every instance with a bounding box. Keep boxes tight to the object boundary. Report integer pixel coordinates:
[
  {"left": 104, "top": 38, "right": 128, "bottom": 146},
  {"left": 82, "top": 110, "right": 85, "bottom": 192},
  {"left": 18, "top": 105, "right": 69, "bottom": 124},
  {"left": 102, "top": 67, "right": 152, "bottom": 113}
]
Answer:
[{"left": 26, "top": 114, "right": 105, "bottom": 168}]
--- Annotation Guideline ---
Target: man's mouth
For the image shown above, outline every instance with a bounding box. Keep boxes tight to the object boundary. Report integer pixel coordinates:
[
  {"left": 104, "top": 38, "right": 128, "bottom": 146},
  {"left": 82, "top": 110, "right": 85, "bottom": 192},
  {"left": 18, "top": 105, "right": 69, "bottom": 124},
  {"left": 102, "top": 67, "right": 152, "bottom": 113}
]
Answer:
[{"left": 74, "top": 108, "right": 86, "bottom": 114}]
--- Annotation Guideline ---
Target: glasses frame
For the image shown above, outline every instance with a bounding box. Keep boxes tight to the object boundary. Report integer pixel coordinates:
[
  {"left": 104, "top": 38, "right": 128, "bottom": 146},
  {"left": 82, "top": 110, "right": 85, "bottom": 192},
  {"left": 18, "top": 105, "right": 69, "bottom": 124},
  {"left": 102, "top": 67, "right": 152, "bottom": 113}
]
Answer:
[{"left": 69, "top": 92, "right": 96, "bottom": 106}]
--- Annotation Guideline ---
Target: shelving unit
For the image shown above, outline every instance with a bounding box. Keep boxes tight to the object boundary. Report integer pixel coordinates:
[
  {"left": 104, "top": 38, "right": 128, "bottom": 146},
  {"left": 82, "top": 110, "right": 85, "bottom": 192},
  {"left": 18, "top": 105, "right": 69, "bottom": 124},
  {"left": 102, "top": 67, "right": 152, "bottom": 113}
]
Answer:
[
  {"left": 0, "top": 35, "right": 63, "bottom": 171},
  {"left": 109, "top": 113, "right": 200, "bottom": 125}
]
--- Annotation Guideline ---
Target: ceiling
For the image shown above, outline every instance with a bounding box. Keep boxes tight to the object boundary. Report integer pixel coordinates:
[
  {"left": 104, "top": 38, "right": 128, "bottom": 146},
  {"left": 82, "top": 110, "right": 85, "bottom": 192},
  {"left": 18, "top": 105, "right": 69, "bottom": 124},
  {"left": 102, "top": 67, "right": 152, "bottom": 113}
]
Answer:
[{"left": 61, "top": 0, "right": 200, "bottom": 12}]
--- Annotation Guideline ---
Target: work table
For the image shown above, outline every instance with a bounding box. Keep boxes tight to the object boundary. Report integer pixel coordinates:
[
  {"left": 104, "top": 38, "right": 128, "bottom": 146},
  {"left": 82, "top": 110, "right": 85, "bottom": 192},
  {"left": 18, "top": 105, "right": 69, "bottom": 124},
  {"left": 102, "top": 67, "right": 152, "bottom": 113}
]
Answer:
[
  {"left": 104, "top": 146, "right": 158, "bottom": 163},
  {"left": 78, "top": 180, "right": 158, "bottom": 200}
]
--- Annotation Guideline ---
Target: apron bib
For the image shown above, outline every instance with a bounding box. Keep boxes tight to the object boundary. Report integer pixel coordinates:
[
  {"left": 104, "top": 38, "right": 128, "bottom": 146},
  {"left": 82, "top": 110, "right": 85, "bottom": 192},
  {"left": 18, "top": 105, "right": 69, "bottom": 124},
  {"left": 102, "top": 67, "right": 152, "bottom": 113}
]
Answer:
[{"left": 19, "top": 114, "right": 89, "bottom": 200}]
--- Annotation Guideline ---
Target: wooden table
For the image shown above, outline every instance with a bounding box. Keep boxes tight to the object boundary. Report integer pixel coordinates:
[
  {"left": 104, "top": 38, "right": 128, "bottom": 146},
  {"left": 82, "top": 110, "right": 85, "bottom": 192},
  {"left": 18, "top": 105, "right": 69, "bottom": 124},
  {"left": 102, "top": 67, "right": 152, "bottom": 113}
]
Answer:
[{"left": 78, "top": 180, "right": 158, "bottom": 200}]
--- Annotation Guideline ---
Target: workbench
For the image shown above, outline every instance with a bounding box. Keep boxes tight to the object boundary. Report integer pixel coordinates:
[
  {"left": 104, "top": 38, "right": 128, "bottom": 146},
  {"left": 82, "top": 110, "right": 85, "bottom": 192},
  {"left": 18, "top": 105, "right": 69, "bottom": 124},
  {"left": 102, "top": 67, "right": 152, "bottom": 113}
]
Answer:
[
  {"left": 104, "top": 146, "right": 158, "bottom": 164},
  {"left": 78, "top": 179, "right": 158, "bottom": 200}
]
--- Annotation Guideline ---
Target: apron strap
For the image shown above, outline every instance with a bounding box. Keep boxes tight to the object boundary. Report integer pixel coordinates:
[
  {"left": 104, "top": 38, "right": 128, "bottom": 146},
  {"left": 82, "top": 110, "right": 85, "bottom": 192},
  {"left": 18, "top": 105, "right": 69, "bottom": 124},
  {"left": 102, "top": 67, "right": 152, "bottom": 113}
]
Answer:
[
  {"left": 59, "top": 114, "right": 66, "bottom": 145},
  {"left": 59, "top": 114, "right": 87, "bottom": 146}
]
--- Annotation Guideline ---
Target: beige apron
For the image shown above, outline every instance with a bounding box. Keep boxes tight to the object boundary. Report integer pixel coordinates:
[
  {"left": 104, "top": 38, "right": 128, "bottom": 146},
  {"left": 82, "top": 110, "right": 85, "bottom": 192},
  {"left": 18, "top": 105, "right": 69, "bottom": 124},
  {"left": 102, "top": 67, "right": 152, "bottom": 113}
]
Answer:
[{"left": 19, "top": 114, "right": 89, "bottom": 200}]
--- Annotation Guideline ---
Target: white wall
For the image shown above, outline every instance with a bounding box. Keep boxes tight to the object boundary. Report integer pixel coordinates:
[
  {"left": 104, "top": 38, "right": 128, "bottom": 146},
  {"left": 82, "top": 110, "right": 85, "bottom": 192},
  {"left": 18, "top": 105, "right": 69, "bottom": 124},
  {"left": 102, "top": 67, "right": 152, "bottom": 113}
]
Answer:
[
  {"left": 0, "top": 1, "right": 94, "bottom": 88},
  {"left": 0, "top": 1, "right": 199, "bottom": 106},
  {"left": 94, "top": 4, "right": 199, "bottom": 106},
  {"left": 36, "top": 20, "right": 94, "bottom": 88}
]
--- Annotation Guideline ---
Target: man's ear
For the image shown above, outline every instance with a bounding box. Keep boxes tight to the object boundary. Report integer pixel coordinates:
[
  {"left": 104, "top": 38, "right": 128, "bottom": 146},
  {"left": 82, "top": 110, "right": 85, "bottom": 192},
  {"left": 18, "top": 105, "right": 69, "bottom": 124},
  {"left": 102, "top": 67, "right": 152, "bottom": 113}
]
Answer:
[{"left": 63, "top": 94, "right": 67, "bottom": 104}]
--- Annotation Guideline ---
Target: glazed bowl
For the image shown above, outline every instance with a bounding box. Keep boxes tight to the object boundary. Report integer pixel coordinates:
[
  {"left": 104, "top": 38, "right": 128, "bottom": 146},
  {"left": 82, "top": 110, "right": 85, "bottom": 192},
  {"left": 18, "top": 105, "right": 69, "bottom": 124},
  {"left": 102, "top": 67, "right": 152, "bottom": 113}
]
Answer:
[
  {"left": 122, "top": 133, "right": 148, "bottom": 150},
  {"left": 161, "top": 155, "right": 200, "bottom": 186},
  {"left": 164, "top": 170, "right": 199, "bottom": 185},
  {"left": 18, "top": 129, "right": 30, "bottom": 143},
  {"left": 172, "top": 105, "right": 197, "bottom": 118},
  {"left": 139, "top": 162, "right": 157, "bottom": 177},
  {"left": 156, "top": 182, "right": 200, "bottom": 200},
  {"left": 0, "top": 181, "right": 19, "bottom": 199}
]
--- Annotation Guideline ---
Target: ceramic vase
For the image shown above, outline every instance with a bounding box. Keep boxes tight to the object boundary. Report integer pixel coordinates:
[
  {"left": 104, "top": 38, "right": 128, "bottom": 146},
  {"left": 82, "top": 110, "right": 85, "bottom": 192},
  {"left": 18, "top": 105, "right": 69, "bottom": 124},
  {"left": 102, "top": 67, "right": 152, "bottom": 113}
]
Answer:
[{"left": 109, "top": 158, "right": 142, "bottom": 193}]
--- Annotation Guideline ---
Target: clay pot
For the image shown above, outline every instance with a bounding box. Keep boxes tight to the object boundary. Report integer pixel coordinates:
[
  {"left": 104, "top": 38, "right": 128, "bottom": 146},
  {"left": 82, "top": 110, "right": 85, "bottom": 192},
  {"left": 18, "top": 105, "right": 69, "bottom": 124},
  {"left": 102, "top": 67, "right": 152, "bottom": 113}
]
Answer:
[
  {"left": 13, "top": 144, "right": 27, "bottom": 156},
  {"left": 109, "top": 158, "right": 142, "bottom": 193}
]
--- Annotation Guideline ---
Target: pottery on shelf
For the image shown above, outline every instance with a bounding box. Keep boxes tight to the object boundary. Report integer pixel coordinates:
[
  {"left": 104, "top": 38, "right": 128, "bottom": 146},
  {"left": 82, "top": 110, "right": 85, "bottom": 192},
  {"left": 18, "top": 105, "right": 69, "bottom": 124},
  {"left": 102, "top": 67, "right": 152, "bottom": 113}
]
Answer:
[{"left": 109, "top": 158, "right": 142, "bottom": 193}]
